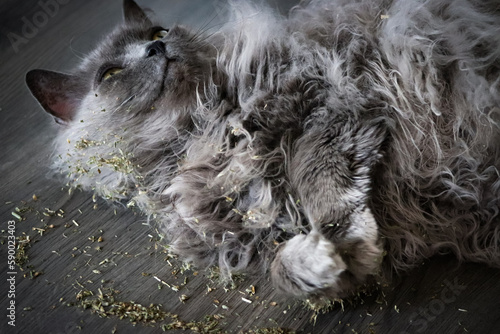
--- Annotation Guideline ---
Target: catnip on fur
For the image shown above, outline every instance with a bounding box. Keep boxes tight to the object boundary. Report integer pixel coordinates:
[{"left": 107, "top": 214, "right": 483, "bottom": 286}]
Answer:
[{"left": 26, "top": 0, "right": 500, "bottom": 300}]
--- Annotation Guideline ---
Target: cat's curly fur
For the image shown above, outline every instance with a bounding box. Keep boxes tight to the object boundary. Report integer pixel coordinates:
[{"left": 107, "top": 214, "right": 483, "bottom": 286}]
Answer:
[{"left": 27, "top": 0, "right": 500, "bottom": 300}]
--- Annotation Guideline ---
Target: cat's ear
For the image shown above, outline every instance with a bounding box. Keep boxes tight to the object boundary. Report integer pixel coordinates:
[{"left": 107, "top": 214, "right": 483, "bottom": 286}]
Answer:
[
  {"left": 26, "top": 69, "right": 83, "bottom": 125},
  {"left": 123, "top": 0, "right": 151, "bottom": 25}
]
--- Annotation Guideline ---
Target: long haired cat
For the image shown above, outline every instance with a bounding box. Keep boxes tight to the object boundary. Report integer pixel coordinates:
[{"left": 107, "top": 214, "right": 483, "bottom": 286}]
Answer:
[{"left": 26, "top": 0, "right": 500, "bottom": 300}]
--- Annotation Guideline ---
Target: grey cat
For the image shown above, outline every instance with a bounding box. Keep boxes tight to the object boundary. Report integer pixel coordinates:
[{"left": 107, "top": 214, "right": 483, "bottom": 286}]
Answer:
[{"left": 26, "top": 0, "right": 500, "bottom": 300}]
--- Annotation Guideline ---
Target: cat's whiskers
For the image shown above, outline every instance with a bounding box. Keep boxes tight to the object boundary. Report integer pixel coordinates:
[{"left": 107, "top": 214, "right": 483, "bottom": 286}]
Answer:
[
  {"left": 189, "top": 11, "right": 221, "bottom": 43},
  {"left": 190, "top": 31, "right": 220, "bottom": 47},
  {"left": 113, "top": 95, "right": 136, "bottom": 113},
  {"left": 68, "top": 36, "right": 87, "bottom": 62}
]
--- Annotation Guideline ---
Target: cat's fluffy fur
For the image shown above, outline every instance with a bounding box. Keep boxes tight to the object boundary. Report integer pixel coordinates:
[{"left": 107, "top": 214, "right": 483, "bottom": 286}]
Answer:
[{"left": 27, "top": 0, "right": 500, "bottom": 300}]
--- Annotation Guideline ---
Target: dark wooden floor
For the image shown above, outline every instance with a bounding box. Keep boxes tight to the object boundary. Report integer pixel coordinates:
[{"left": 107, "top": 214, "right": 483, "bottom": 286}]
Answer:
[{"left": 1, "top": 1, "right": 499, "bottom": 333}]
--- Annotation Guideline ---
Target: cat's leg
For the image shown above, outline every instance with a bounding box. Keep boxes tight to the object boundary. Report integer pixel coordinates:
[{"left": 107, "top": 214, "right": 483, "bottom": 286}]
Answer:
[
  {"left": 271, "top": 113, "right": 387, "bottom": 298},
  {"left": 271, "top": 209, "right": 382, "bottom": 298},
  {"left": 271, "top": 230, "right": 349, "bottom": 298},
  {"left": 161, "top": 166, "right": 228, "bottom": 269},
  {"left": 163, "top": 161, "right": 260, "bottom": 277}
]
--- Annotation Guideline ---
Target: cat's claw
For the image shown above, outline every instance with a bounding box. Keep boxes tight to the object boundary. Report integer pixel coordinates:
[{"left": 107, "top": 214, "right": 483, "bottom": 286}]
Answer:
[{"left": 271, "top": 231, "right": 347, "bottom": 297}]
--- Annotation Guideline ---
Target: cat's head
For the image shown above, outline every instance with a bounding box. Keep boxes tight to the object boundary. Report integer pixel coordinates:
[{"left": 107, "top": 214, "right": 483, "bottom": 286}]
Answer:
[
  {"left": 26, "top": 0, "right": 216, "bottom": 126},
  {"left": 25, "top": 0, "right": 218, "bottom": 200}
]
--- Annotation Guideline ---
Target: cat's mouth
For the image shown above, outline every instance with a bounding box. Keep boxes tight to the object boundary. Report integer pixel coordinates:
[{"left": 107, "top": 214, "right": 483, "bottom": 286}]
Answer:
[
  {"left": 158, "top": 58, "right": 171, "bottom": 96},
  {"left": 163, "top": 57, "right": 177, "bottom": 76},
  {"left": 158, "top": 56, "right": 178, "bottom": 93}
]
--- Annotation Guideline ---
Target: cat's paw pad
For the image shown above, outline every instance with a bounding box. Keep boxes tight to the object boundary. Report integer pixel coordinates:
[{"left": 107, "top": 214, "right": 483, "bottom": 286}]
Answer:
[{"left": 271, "top": 231, "right": 346, "bottom": 296}]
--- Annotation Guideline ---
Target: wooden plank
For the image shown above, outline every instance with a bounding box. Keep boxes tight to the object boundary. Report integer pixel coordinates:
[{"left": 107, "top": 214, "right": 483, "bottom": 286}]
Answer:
[{"left": 1, "top": 1, "right": 499, "bottom": 333}]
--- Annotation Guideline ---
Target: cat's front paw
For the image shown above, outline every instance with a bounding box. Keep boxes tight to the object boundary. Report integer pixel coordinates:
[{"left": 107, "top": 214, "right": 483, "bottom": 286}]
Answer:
[{"left": 271, "top": 231, "right": 347, "bottom": 297}]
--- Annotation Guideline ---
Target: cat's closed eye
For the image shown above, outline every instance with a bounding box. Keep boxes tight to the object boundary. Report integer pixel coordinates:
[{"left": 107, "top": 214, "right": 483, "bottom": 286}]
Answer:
[
  {"left": 152, "top": 29, "right": 169, "bottom": 41},
  {"left": 101, "top": 67, "right": 123, "bottom": 81}
]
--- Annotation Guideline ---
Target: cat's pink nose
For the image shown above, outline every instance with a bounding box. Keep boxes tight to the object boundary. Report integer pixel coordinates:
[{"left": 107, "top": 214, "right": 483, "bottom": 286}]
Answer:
[{"left": 146, "top": 40, "right": 166, "bottom": 57}]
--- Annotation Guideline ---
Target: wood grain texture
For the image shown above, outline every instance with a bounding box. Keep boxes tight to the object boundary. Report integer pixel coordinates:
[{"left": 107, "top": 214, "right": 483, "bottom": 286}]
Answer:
[{"left": 0, "top": 1, "right": 499, "bottom": 333}]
